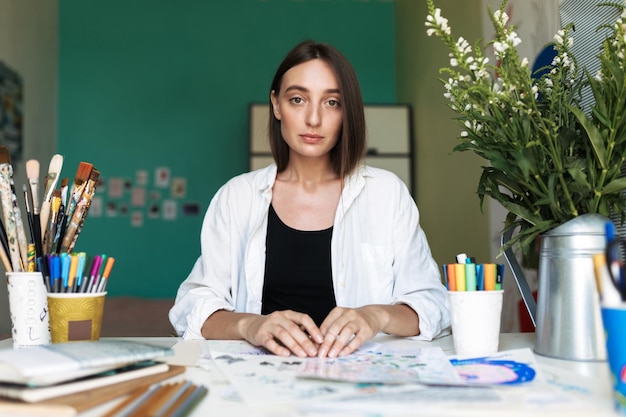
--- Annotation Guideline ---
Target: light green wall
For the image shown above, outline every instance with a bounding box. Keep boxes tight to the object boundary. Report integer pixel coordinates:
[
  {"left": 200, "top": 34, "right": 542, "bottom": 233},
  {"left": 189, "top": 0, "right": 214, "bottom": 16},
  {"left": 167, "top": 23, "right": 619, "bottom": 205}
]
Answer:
[{"left": 395, "top": 0, "right": 491, "bottom": 266}]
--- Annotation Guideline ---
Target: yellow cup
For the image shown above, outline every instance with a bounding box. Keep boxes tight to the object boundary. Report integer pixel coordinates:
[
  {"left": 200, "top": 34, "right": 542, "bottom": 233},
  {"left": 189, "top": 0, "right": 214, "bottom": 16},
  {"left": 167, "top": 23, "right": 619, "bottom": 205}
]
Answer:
[{"left": 47, "top": 292, "right": 106, "bottom": 343}]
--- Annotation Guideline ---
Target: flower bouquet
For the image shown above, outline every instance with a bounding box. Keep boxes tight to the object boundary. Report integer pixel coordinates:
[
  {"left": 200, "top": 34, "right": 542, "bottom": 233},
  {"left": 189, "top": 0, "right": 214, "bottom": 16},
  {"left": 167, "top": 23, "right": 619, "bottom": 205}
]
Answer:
[{"left": 425, "top": 0, "right": 626, "bottom": 255}]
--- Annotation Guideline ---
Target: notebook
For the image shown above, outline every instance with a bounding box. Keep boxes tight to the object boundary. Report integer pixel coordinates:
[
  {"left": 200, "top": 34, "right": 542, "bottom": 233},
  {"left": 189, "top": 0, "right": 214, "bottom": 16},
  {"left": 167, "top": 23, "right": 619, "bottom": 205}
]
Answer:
[
  {"left": 0, "top": 361, "right": 170, "bottom": 402},
  {"left": 0, "top": 364, "right": 186, "bottom": 417},
  {"left": 0, "top": 339, "right": 173, "bottom": 386}
]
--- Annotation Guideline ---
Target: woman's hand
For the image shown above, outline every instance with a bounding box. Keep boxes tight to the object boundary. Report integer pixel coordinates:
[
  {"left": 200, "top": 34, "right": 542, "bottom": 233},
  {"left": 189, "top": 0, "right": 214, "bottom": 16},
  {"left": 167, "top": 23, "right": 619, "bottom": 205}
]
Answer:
[
  {"left": 316, "top": 306, "right": 382, "bottom": 358},
  {"left": 239, "top": 310, "right": 324, "bottom": 357},
  {"left": 317, "top": 304, "right": 420, "bottom": 358}
]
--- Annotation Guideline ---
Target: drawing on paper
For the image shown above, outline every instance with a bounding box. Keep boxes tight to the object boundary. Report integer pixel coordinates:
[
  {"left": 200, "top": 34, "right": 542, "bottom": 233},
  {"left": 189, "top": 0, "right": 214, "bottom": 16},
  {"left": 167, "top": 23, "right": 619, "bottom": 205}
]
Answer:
[{"left": 450, "top": 358, "right": 536, "bottom": 385}]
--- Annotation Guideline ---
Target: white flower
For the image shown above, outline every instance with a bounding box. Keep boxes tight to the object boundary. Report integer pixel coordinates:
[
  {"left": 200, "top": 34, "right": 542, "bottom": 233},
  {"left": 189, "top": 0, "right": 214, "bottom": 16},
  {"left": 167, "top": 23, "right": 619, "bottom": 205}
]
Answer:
[
  {"left": 493, "top": 41, "right": 508, "bottom": 54},
  {"left": 460, "top": 131, "right": 469, "bottom": 137},
  {"left": 475, "top": 69, "right": 488, "bottom": 80},
  {"left": 532, "top": 85, "right": 539, "bottom": 99},
  {"left": 554, "top": 30, "right": 565, "bottom": 45},
  {"left": 521, "top": 57, "right": 529, "bottom": 67},
  {"left": 594, "top": 70, "right": 603, "bottom": 81},
  {"left": 507, "top": 32, "right": 522, "bottom": 47},
  {"left": 425, "top": 8, "right": 451, "bottom": 36},
  {"left": 456, "top": 37, "right": 472, "bottom": 55},
  {"left": 493, "top": 10, "right": 509, "bottom": 26}
]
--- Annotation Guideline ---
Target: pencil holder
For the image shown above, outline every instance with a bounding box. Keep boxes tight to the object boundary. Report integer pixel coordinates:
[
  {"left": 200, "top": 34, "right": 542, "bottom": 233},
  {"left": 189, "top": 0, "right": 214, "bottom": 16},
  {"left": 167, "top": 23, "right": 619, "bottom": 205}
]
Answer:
[
  {"left": 449, "top": 290, "right": 503, "bottom": 356},
  {"left": 47, "top": 292, "right": 106, "bottom": 343},
  {"left": 6, "top": 272, "right": 51, "bottom": 348}
]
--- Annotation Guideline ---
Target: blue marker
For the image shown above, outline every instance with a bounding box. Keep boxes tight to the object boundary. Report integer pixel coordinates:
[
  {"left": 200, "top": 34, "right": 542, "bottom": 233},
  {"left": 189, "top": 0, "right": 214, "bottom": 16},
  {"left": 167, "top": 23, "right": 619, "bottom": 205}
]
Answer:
[{"left": 61, "top": 253, "right": 71, "bottom": 292}]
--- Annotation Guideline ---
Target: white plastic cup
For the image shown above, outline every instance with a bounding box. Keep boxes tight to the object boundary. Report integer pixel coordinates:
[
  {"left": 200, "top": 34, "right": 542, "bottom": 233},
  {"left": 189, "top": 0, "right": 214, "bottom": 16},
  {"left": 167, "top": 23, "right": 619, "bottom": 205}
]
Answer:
[
  {"left": 449, "top": 290, "right": 503, "bottom": 356},
  {"left": 6, "top": 272, "right": 51, "bottom": 348}
]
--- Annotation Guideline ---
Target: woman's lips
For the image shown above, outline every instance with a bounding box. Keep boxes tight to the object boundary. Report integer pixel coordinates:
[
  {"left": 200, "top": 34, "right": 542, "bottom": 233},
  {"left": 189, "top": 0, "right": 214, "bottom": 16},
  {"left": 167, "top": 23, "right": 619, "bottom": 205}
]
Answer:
[{"left": 301, "top": 134, "right": 323, "bottom": 143}]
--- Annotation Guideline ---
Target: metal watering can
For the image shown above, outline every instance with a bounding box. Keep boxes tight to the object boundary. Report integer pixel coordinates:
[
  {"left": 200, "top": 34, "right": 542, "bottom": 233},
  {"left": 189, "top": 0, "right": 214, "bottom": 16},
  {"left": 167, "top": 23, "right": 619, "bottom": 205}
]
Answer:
[{"left": 502, "top": 214, "right": 608, "bottom": 361}]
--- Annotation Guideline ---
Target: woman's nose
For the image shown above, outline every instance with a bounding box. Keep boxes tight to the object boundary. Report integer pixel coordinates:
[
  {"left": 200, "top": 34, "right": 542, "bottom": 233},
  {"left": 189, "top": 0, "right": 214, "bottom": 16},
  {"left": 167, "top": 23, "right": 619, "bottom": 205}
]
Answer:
[{"left": 305, "top": 105, "right": 321, "bottom": 127}]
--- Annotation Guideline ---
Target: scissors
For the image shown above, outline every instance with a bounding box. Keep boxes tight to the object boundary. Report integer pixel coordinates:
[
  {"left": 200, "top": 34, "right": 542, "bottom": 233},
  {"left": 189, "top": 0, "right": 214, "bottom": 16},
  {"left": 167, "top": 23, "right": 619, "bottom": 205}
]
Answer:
[{"left": 605, "top": 237, "right": 626, "bottom": 301}]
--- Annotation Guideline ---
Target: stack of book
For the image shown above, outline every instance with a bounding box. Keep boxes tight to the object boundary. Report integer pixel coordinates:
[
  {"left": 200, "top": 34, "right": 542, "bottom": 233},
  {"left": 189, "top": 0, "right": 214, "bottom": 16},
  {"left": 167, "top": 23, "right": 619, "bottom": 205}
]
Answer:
[{"left": 0, "top": 340, "right": 190, "bottom": 416}]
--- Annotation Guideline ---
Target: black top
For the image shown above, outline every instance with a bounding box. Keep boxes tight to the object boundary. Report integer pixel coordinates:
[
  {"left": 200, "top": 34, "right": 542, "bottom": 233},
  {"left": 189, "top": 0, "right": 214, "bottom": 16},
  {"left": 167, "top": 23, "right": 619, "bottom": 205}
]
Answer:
[{"left": 262, "top": 204, "right": 336, "bottom": 327}]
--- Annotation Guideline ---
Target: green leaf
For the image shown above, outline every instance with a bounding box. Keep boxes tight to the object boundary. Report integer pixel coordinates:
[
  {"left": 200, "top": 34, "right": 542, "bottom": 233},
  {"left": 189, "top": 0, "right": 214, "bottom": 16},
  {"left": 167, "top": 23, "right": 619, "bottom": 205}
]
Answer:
[
  {"left": 569, "top": 106, "right": 607, "bottom": 170},
  {"left": 603, "top": 177, "right": 626, "bottom": 194}
]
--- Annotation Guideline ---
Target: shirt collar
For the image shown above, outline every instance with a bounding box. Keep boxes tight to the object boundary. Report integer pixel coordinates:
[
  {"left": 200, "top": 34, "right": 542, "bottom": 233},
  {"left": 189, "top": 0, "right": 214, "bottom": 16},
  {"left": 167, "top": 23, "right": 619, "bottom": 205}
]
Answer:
[{"left": 252, "top": 162, "right": 375, "bottom": 207}]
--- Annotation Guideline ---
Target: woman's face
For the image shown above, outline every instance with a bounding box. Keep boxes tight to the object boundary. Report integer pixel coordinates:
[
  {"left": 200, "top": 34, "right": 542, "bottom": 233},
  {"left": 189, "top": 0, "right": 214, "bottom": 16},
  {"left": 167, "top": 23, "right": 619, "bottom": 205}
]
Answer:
[{"left": 270, "top": 59, "right": 343, "bottom": 163}]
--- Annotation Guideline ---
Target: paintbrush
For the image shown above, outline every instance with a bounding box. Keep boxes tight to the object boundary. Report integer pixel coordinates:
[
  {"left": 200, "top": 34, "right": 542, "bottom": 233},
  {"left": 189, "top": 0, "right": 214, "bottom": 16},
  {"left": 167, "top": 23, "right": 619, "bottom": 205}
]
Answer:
[
  {"left": 0, "top": 147, "right": 23, "bottom": 271},
  {"left": 54, "top": 178, "right": 69, "bottom": 253},
  {"left": 65, "top": 162, "right": 93, "bottom": 223},
  {"left": 22, "top": 184, "right": 35, "bottom": 245},
  {"left": 44, "top": 190, "right": 62, "bottom": 255},
  {"left": 60, "top": 177, "right": 68, "bottom": 208},
  {"left": 61, "top": 168, "right": 100, "bottom": 253},
  {"left": 5, "top": 149, "right": 29, "bottom": 269},
  {"left": 25, "top": 159, "right": 44, "bottom": 260},
  {"left": 0, "top": 237, "right": 12, "bottom": 272},
  {"left": 22, "top": 186, "right": 37, "bottom": 272},
  {"left": 0, "top": 213, "right": 10, "bottom": 264},
  {"left": 39, "top": 154, "right": 64, "bottom": 241},
  {"left": 6, "top": 159, "right": 29, "bottom": 270}
]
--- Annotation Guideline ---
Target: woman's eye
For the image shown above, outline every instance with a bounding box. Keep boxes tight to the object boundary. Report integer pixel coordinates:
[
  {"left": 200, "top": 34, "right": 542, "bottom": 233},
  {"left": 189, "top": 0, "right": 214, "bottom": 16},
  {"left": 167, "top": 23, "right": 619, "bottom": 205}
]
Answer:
[
  {"left": 328, "top": 99, "right": 340, "bottom": 107},
  {"left": 290, "top": 97, "right": 303, "bottom": 104}
]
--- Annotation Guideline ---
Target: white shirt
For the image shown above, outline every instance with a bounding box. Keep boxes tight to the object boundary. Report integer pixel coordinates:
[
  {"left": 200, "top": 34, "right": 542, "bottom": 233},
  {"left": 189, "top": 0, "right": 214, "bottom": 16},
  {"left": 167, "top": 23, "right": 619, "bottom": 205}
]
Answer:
[{"left": 169, "top": 164, "right": 451, "bottom": 340}]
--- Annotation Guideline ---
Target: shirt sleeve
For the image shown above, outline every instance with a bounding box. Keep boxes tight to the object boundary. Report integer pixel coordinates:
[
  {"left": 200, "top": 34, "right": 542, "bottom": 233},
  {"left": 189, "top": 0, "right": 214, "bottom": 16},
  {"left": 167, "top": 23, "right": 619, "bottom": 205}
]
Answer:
[
  {"left": 168, "top": 184, "right": 237, "bottom": 340},
  {"left": 388, "top": 178, "right": 451, "bottom": 340}
]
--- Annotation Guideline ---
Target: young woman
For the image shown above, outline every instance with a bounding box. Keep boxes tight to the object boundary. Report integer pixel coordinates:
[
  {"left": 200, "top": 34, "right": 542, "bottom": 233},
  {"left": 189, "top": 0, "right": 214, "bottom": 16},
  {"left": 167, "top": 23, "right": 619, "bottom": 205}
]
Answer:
[{"left": 169, "top": 40, "right": 450, "bottom": 358}]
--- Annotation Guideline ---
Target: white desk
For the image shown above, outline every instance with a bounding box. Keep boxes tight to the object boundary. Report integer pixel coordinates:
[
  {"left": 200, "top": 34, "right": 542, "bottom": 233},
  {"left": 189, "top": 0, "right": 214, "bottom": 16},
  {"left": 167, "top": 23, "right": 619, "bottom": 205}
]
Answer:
[{"left": 0, "top": 333, "right": 619, "bottom": 416}]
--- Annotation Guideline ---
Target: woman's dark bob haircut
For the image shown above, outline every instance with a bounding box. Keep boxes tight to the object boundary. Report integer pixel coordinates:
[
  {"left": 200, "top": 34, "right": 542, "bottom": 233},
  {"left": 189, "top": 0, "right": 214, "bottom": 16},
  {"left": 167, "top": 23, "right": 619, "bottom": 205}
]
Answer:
[{"left": 268, "top": 40, "right": 366, "bottom": 178}]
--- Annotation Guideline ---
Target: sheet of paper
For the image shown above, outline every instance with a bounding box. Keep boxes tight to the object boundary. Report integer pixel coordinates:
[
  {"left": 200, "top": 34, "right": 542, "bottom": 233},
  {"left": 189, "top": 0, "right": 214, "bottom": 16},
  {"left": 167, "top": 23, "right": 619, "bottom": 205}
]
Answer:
[
  {"left": 297, "top": 348, "right": 614, "bottom": 416},
  {"left": 296, "top": 346, "right": 462, "bottom": 385},
  {"left": 209, "top": 350, "right": 368, "bottom": 406},
  {"left": 448, "top": 348, "right": 539, "bottom": 385}
]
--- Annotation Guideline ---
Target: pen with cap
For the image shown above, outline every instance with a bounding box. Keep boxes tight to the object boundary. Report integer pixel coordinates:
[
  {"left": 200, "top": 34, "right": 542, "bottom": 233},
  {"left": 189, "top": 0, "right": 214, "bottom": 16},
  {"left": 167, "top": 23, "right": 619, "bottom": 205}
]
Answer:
[
  {"left": 60, "top": 253, "right": 71, "bottom": 292},
  {"left": 67, "top": 253, "right": 79, "bottom": 293},
  {"left": 97, "top": 257, "right": 115, "bottom": 292},
  {"left": 84, "top": 255, "right": 102, "bottom": 293}
]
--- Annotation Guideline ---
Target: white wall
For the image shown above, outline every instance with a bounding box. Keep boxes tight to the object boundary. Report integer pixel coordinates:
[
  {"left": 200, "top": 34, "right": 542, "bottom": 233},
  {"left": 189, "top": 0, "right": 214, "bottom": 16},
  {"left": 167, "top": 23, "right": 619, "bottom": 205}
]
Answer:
[{"left": 0, "top": 0, "right": 58, "bottom": 336}]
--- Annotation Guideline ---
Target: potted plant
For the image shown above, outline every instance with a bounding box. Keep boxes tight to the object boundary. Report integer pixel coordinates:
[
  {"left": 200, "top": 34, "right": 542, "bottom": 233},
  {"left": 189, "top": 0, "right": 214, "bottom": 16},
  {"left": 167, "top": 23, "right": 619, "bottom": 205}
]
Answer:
[{"left": 424, "top": 0, "right": 626, "bottom": 257}]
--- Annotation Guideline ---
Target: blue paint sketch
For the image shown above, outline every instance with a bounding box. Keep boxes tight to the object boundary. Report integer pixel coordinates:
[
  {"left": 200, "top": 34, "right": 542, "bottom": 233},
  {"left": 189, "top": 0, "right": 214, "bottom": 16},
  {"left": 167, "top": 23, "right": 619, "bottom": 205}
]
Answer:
[{"left": 450, "top": 357, "right": 536, "bottom": 385}]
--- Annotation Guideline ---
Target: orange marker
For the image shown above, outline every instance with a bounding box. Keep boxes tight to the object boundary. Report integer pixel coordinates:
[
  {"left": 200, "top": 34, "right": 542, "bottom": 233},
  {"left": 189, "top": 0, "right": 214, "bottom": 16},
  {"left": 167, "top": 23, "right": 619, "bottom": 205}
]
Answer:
[
  {"left": 447, "top": 263, "right": 457, "bottom": 291},
  {"left": 97, "top": 257, "right": 115, "bottom": 292}
]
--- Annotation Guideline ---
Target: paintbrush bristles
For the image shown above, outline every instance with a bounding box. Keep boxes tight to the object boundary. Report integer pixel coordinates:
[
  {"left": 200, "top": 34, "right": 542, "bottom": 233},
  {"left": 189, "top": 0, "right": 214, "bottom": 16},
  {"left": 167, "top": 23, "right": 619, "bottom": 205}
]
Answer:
[
  {"left": 26, "top": 160, "right": 40, "bottom": 181},
  {"left": 0, "top": 147, "right": 10, "bottom": 164},
  {"left": 39, "top": 154, "right": 64, "bottom": 241},
  {"left": 43, "top": 154, "right": 63, "bottom": 202},
  {"left": 65, "top": 162, "right": 93, "bottom": 221},
  {"left": 26, "top": 159, "right": 40, "bottom": 213}
]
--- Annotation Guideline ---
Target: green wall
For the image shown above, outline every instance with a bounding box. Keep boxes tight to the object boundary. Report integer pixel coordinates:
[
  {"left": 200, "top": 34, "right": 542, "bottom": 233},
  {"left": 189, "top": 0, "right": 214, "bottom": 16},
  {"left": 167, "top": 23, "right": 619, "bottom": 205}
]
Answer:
[
  {"left": 58, "top": 0, "right": 397, "bottom": 298},
  {"left": 395, "top": 0, "right": 491, "bottom": 267}
]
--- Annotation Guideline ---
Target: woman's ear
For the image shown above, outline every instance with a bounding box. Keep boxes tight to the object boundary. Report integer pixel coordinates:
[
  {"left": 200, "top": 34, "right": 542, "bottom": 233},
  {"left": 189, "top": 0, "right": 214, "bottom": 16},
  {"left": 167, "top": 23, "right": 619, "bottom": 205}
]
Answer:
[{"left": 270, "top": 90, "right": 281, "bottom": 120}]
